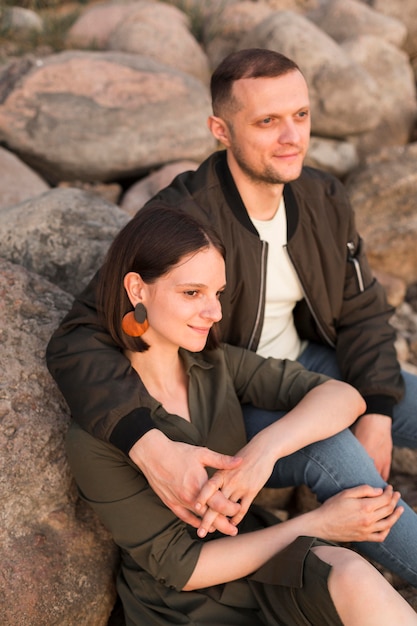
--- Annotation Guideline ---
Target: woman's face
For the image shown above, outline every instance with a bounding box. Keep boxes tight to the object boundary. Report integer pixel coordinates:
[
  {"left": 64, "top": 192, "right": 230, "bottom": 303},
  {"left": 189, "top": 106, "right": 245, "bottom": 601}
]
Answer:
[{"left": 140, "top": 245, "right": 225, "bottom": 353}]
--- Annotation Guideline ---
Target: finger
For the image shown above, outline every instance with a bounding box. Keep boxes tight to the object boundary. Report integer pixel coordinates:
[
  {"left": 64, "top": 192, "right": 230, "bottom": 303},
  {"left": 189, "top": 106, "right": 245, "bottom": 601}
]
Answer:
[
  {"left": 209, "top": 513, "right": 239, "bottom": 537},
  {"left": 230, "top": 494, "right": 253, "bottom": 527},
  {"left": 373, "top": 506, "right": 404, "bottom": 537},
  {"left": 172, "top": 505, "right": 202, "bottom": 529},
  {"left": 197, "top": 507, "right": 221, "bottom": 538},
  {"left": 343, "top": 484, "right": 384, "bottom": 499},
  {"left": 376, "top": 490, "right": 402, "bottom": 519},
  {"left": 206, "top": 490, "right": 241, "bottom": 517},
  {"left": 195, "top": 473, "right": 225, "bottom": 512}
]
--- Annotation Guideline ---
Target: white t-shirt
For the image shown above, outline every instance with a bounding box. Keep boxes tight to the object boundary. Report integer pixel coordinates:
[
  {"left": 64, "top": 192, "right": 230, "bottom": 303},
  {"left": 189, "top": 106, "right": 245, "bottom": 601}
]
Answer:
[{"left": 251, "top": 198, "right": 308, "bottom": 360}]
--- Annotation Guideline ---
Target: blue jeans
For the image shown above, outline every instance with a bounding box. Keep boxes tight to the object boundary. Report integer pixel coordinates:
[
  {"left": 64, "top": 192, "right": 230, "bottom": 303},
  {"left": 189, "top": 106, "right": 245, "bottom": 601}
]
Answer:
[{"left": 243, "top": 342, "right": 417, "bottom": 586}]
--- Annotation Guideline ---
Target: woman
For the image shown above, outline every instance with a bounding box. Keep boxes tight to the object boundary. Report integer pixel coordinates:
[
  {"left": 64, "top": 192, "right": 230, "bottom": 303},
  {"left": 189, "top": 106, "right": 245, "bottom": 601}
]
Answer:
[{"left": 66, "top": 206, "right": 416, "bottom": 625}]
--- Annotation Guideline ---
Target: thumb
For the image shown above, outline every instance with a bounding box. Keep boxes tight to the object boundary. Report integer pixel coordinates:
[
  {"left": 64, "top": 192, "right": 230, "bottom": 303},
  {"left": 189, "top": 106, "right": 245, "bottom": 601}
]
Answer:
[
  {"left": 199, "top": 448, "right": 242, "bottom": 470},
  {"left": 345, "top": 484, "right": 384, "bottom": 498}
]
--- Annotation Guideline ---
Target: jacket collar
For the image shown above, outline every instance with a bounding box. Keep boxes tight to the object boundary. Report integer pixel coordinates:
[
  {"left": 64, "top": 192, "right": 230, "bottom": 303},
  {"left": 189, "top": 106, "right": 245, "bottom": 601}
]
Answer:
[{"left": 214, "top": 150, "right": 300, "bottom": 240}]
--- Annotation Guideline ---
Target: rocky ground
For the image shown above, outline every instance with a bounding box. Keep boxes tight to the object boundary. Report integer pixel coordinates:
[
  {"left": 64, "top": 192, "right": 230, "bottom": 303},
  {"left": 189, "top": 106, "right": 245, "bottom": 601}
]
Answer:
[{"left": 1, "top": 1, "right": 417, "bottom": 624}]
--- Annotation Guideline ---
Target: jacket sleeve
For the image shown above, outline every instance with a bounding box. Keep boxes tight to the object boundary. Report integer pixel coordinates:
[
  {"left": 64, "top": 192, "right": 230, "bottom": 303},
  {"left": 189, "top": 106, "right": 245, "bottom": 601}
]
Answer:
[
  {"left": 330, "top": 179, "right": 404, "bottom": 416},
  {"left": 222, "top": 344, "right": 330, "bottom": 409},
  {"left": 66, "top": 422, "right": 202, "bottom": 591},
  {"left": 46, "top": 271, "right": 155, "bottom": 452},
  {"left": 291, "top": 170, "right": 403, "bottom": 417}
]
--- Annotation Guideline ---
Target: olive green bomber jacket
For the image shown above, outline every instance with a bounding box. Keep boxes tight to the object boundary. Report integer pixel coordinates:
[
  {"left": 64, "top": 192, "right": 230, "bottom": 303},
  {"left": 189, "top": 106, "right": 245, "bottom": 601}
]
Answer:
[{"left": 46, "top": 150, "right": 403, "bottom": 451}]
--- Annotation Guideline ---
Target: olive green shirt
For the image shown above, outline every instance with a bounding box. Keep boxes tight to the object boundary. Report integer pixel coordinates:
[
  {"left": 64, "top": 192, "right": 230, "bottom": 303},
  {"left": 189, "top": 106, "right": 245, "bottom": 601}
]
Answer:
[{"left": 66, "top": 344, "right": 334, "bottom": 625}]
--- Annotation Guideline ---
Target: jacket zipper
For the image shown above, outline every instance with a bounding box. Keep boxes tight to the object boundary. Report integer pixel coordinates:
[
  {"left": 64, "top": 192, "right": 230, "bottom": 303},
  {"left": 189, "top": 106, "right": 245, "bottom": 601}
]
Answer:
[
  {"left": 284, "top": 245, "right": 336, "bottom": 349},
  {"left": 247, "top": 240, "right": 268, "bottom": 351},
  {"left": 347, "top": 241, "right": 365, "bottom": 292}
]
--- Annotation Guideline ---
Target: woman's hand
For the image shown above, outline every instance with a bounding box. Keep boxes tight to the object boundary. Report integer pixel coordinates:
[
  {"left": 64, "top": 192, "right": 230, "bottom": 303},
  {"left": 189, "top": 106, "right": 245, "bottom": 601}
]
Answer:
[
  {"left": 313, "top": 484, "right": 403, "bottom": 543},
  {"left": 196, "top": 435, "right": 277, "bottom": 537},
  {"left": 129, "top": 429, "right": 242, "bottom": 534}
]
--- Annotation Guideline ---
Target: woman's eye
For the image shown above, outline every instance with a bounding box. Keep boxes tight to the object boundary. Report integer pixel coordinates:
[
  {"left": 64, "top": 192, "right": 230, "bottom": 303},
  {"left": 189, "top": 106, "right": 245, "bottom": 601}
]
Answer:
[{"left": 184, "top": 290, "right": 198, "bottom": 297}]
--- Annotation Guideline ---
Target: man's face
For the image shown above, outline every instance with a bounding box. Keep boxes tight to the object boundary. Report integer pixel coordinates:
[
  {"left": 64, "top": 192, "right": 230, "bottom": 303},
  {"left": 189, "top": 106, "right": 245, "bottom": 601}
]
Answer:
[{"left": 225, "top": 70, "right": 311, "bottom": 186}]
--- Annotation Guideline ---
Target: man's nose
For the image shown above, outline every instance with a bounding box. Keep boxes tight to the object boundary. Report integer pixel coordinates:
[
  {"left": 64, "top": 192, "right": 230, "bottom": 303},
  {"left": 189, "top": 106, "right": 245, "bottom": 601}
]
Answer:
[{"left": 279, "top": 119, "right": 300, "bottom": 144}]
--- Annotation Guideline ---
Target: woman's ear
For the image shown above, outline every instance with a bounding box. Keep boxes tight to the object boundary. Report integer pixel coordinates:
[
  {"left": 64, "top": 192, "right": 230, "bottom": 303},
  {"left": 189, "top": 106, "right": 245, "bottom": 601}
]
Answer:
[
  {"left": 207, "top": 115, "right": 231, "bottom": 148},
  {"left": 123, "top": 272, "right": 145, "bottom": 307}
]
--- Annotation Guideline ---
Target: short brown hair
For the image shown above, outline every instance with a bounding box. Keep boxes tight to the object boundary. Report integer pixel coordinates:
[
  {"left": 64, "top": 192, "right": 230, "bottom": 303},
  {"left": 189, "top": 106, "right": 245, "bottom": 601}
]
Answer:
[
  {"left": 97, "top": 205, "right": 225, "bottom": 352},
  {"left": 211, "top": 48, "right": 301, "bottom": 117}
]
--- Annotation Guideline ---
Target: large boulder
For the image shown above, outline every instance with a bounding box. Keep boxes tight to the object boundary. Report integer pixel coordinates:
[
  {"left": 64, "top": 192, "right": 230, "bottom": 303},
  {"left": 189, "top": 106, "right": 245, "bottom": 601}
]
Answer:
[
  {"left": 346, "top": 143, "right": 417, "bottom": 285},
  {"left": 0, "top": 51, "right": 216, "bottom": 182},
  {"left": 68, "top": 0, "right": 210, "bottom": 83},
  {"left": 66, "top": 0, "right": 140, "bottom": 48},
  {"left": 203, "top": 0, "right": 274, "bottom": 69},
  {"left": 107, "top": 1, "right": 211, "bottom": 83},
  {"left": 0, "top": 259, "right": 117, "bottom": 625},
  {"left": 367, "top": 0, "right": 417, "bottom": 59},
  {"left": 238, "top": 10, "right": 382, "bottom": 138},
  {"left": 0, "top": 145, "right": 49, "bottom": 209},
  {"left": 342, "top": 35, "right": 416, "bottom": 155},
  {"left": 120, "top": 160, "right": 200, "bottom": 215},
  {"left": 306, "top": 0, "right": 407, "bottom": 47},
  {"left": 0, "top": 187, "right": 129, "bottom": 295}
]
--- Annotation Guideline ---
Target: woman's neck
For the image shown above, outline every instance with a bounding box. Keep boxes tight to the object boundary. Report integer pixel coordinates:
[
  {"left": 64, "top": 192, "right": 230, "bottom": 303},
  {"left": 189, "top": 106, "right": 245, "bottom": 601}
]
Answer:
[{"left": 127, "top": 346, "right": 191, "bottom": 421}]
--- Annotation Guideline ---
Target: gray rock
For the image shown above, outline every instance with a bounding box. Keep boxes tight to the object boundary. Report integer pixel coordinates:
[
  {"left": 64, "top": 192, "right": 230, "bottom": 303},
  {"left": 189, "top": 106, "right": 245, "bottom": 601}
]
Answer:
[
  {"left": 238, "top": 10, "right": 382, "bottom": 138},
  {"left": 0, "top": 145, "right": 49, "bottom": 209},
  {"left": 368, "top": 0, "right": 417, "bottom": 59},
  {"left": 0, "top": 259, "right": 117, "bottom": 626},
  {"left": 306, "top": 0, "right": 407, "bottom": 47},
  {"left": 203, "top": 0, "right": 274, "bottom": 70},
  {"left": 107, "top": 1, "right": 211, "bottom": 83},
  {"left": 305, "top": 136, "right": 359, "bottom": 178},
  {"left": 346, "top": 143, "right": 417, "bottom": 285},
  {"left": 0, "top": 50, "right": 216, "bottom": 182},
  {"left": 0, "top": 6, "right": 43, "bottom": 34},
  {"left": 120, "top": 160, "right": 200, "bottom": 216},
  {"left": 342, "top": 35, "right": 417, "bottom": 156},
  {"left": 0, "top": 187, "right": 129, "bottom": 295},
  {"left": 66, "top": 1, "right": 140, "bottom": 48}
]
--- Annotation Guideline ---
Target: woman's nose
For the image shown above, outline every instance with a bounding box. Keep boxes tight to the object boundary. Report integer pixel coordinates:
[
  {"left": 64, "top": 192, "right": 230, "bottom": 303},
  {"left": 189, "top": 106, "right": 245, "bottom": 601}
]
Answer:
[{"left": 202, "top": 297, "right": 222, "bottom": 322}]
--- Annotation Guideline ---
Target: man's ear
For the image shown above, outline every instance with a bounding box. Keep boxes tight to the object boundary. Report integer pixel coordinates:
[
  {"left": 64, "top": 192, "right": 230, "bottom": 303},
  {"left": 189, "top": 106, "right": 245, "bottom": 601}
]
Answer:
[
  {"left": 123, "top": 272, "right": 145, "bottom": 307},
  {"left": 207, "top": 115, "right": 231, "bottom": 148}
]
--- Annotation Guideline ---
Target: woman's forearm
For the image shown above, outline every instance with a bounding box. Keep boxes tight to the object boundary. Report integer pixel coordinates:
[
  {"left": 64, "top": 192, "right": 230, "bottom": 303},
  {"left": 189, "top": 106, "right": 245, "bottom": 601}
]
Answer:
[
  {"left": 254, "top": 379, "right": 366, "bottom": 465},
  {"left": 183, "top": 509, "right": 320, "bottom": 590}
]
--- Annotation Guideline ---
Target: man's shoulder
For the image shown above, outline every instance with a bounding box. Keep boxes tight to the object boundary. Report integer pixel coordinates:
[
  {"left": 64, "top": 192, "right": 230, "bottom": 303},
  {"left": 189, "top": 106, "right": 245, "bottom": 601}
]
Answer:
[
  {"left": 291, "top": 166, "right": 349, "bottom": 207},
  {"left": 297, "top": 165, "right": 341, "bottom": 187},
  {"left": 143, "top": 152, "right": 224, "bottom": 217}
]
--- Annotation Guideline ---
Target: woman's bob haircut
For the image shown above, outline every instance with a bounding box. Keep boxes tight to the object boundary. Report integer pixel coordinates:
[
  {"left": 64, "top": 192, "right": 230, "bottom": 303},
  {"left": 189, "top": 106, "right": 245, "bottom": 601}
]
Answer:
[{"left": 97, "top": 205, "right": 226, "bottom": 352}]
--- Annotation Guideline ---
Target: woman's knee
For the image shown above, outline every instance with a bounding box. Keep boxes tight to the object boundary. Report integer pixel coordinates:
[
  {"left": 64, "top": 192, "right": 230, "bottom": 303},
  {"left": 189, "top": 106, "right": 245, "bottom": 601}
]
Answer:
[{"left": 312, "top": 545, "right": 375, "bottom": 597}]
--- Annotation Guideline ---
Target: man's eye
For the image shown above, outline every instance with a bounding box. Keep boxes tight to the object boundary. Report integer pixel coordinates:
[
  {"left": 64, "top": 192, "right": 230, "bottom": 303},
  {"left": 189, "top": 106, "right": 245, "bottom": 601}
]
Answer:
[{"left": 261, "top": 117, "right": 272, "bottom": 125}]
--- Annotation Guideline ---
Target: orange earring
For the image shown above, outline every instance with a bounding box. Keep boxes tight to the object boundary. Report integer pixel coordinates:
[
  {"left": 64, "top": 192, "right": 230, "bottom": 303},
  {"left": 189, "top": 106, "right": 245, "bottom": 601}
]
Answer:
[{"left": 122, "top": 303, "right": 149, "bottom": 337}]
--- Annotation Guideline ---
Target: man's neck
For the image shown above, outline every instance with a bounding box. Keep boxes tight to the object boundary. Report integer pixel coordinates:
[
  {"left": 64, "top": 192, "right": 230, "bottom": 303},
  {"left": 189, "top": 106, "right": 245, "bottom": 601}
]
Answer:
[{"left": 227, "top": 155, "right": 284, "bottom": 221}]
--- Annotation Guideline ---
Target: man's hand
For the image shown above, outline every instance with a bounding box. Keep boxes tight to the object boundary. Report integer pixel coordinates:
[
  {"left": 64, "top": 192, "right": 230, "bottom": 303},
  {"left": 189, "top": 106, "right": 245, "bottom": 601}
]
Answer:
[
  {"left": 316, "top": 484, "right": 403, "bottom": 543},
  {"left": 351, "top": 413, "right": 393, "bottom": 480},
  {"left": 196, "top": 435, "right": 277, "bottom": 537},
  {"left": 129, "top": 430, "right": 242, "bottom": 534}
]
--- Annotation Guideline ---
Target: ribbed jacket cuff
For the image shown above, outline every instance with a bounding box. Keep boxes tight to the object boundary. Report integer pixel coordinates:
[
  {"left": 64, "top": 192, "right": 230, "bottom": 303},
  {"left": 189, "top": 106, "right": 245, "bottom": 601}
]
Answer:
[
  {"left": 109, "top": 407, "right": 155, "bottom": 455},
  {"left": 362, "top": 394, "right": 395, "bottom": 419}
]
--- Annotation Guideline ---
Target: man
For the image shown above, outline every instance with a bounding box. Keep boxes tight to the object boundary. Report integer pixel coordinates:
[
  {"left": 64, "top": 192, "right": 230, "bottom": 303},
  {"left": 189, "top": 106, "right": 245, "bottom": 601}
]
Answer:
[{"left": 47, "top": 48, "right": 417, "bottom": 585}]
